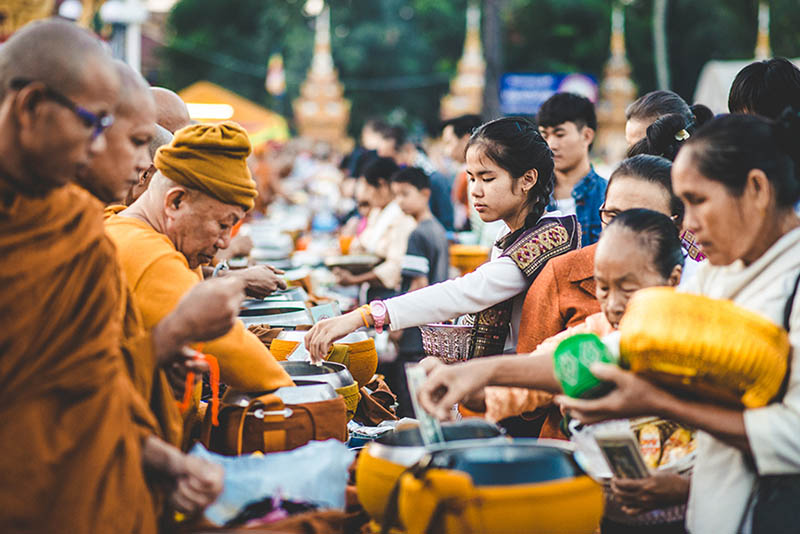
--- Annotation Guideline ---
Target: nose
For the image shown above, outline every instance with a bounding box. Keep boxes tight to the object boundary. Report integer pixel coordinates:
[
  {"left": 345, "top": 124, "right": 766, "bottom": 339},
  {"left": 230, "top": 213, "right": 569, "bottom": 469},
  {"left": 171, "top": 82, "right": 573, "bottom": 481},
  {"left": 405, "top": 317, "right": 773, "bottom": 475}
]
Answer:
[
  {"left": 135, "top": 148, "right": 150, "bottom": 174},
  {"left": 471, "top": 180, "right": 483, "bottom": 198},
  {"left": 217, "top": 230, "right": 232, "bottom": 250},
  {"left": 682, "top": 206, "right": 700, "bottom": 233},
  {"left": 606, "top": 290, "right": 628, "bottom": 323}
]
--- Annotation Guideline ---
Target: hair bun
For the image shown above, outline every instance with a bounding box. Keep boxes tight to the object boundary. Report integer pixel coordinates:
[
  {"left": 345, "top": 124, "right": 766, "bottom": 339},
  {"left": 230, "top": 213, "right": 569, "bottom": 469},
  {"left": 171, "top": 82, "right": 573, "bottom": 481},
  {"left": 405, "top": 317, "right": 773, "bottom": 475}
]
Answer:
[{"left": 690, "top": 104, "right": 714, "bottom": 128}]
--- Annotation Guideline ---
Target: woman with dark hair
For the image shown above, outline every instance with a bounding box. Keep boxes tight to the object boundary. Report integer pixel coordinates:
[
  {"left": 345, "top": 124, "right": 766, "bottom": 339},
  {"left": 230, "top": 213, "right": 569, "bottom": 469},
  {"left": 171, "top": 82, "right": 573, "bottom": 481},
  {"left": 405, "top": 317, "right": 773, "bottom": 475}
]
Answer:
[
  {"left": 305, "top": 117, "right": 581, "bottom": 360},
  {"left": 483, "top": 155, "right": 684, "bottom": 438},
  {"left": 552, "top": 110, "right": 800, "bottom": 533},
  {"left": 624, "top": 93, "right": 712, "bottom": 275},
  {"left": 625, "top": 90, "right": 713, "bottom": 150}
]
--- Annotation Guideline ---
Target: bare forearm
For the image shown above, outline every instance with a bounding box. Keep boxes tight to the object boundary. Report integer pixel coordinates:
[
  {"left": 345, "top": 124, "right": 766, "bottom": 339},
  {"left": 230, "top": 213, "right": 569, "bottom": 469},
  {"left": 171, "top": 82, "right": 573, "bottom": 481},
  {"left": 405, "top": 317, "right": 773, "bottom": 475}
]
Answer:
[
  {"left": 353, "top": 270, "right": 381, "bottom": 286},
  {"left": 486, "top": 352, "right": 562, "bottom": 393},
  {"left": 652, "top": 388, "right": 750, "bottom": 454},
  {"left": 151, "top": 314, "right": 188, "bottom": 367},
  {"left": 141, "top": 435, "right": 182, "bottom": 476}
]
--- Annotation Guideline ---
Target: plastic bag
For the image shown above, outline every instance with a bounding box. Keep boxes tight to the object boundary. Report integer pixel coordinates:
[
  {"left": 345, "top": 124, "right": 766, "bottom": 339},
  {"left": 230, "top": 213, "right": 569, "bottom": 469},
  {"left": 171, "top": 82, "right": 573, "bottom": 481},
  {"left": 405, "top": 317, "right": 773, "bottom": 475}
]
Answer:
[{"left": 190, "top": 439, "right": 355, "bottom": 526}]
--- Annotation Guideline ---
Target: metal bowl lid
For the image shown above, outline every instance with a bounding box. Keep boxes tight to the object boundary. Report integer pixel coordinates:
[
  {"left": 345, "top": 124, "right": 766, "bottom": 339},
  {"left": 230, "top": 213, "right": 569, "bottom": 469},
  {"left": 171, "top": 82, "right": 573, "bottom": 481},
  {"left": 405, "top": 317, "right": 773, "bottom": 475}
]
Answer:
[
  {"left": 278, "top": 360, "right": 355, "bottom": 388},
  {"left": 223, "top": 380, "right": 339, "bottom": 407}
]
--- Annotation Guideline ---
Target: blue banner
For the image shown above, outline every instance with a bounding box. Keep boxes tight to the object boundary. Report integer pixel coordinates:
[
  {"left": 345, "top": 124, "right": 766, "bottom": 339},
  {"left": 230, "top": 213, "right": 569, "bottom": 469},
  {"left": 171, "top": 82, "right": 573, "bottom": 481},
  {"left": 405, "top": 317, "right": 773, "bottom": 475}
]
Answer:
[{"left": 499, "top": 73, "right": 598, "bottom": 116}]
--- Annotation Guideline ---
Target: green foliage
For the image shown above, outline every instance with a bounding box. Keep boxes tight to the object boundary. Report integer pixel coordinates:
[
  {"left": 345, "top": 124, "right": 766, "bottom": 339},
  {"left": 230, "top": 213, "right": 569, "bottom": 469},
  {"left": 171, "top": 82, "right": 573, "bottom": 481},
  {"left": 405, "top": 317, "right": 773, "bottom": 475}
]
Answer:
[{"left": 158, "top": 0, "right": 800, "bottom": 137}]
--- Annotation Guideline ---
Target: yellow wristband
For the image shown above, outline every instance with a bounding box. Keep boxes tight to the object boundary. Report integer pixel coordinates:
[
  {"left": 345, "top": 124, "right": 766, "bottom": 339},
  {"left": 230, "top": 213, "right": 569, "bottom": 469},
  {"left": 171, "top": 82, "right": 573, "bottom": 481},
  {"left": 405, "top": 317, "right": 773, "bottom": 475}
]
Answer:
[{"left": 358, "top": 305, "right": 371, "bottom": 328}]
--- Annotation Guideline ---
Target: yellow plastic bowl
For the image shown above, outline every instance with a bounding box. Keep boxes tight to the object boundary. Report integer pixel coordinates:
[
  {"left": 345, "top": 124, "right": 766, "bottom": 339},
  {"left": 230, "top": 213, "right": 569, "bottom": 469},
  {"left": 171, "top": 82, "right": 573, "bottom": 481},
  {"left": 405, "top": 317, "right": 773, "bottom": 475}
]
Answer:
[
  {"left": 336, "top": 382, "right": 361, "bottom": 421},
  {"left": 450, "top": 244, "right": 490, "bottom": 275},
  {"left": 620, "top": 287, "right": 790, "bottom": 408}
]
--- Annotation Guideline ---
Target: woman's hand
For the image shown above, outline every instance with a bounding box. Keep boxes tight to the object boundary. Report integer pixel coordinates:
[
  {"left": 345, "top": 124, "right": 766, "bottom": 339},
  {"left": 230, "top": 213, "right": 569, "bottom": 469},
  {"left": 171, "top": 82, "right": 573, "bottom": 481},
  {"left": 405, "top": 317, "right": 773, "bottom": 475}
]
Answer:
[
  {"left": 417, "top": 358, "right": 496, "bottom": 421},
  {"left": 554, "top": 364, "right": 671, "bottom": 424},
  {"left": 611, "top": 472, "right": 690, "bottom": 514},
  {"left": 304, "top": 311, "right": 365, "bottom": 362}
]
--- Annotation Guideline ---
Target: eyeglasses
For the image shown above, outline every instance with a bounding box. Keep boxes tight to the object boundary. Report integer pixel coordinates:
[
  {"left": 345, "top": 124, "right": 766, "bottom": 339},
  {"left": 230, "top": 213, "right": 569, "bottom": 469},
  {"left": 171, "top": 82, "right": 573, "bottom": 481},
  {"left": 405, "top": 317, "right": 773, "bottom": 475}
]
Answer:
[
  {"left": 9, "top": 78, "right": 114, "bottom": 141},
  {"left": 599, "top": 204, "right": 681, "bottom": 226},
  {"left": 599, "top": 205, "right": 621, "bottom": 225}
]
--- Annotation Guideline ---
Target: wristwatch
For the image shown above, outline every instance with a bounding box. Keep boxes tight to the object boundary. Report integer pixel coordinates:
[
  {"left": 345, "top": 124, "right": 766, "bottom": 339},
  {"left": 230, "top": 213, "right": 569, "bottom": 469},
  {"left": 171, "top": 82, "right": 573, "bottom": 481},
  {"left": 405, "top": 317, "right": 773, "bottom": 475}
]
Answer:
[{"left": 369, "top": 300, "right": 387, "bottom": 334}]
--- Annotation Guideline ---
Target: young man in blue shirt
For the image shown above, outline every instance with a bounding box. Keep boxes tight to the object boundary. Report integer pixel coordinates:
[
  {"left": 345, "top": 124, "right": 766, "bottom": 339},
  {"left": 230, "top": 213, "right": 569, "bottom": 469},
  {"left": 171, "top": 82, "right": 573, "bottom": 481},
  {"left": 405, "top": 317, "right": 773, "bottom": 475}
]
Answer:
[{"left": 537, "top": 92, "right": 607, "bottom": 246}]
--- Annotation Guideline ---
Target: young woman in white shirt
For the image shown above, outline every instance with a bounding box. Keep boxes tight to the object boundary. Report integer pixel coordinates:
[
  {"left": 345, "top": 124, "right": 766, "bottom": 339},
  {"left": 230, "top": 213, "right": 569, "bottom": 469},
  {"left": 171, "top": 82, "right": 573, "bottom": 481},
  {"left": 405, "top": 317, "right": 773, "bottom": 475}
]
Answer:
[
  {"left": 419, "top": 110, "right": 800, "bottom": 534},
  {"left": 305, "top": 117, "right": 581, "bottom": 360}
]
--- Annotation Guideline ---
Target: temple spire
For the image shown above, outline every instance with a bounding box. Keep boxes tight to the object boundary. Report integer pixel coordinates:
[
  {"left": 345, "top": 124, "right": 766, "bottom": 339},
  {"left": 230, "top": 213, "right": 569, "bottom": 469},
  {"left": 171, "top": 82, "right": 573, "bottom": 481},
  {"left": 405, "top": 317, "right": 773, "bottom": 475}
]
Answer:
[{"left": 440, "top": 0, "right": 486, "bottom": 119}]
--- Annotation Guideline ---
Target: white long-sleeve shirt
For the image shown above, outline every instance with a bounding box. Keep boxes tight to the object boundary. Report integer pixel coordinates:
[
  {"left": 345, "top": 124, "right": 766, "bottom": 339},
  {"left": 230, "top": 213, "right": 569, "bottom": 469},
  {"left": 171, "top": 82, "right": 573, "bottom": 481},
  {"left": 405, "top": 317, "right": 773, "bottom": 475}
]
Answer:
[
  {"left": 680, "top": 226, "right": 800, "bottom": 533},
  {"left": 385, "top": 220, "right": 554, "bottom": 353}
]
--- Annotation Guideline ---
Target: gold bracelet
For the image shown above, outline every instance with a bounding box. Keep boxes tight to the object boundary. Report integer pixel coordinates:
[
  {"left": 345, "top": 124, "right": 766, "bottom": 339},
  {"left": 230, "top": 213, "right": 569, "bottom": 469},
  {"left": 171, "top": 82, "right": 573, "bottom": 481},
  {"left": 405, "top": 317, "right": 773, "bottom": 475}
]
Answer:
[{"left": 358, "top": 304, "right": 371, "bottom": 328}]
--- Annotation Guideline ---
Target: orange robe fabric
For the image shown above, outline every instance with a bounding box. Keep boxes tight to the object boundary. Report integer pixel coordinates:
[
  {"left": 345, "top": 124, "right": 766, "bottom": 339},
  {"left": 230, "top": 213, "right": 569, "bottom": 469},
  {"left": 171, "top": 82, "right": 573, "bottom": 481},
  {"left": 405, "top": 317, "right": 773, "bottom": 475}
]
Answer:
[
  {"left": 117, "top": 269, "right": 186, "bottom": 448},
  {"left": 0, "top": 182, "right": 156, "bottom": 533},
  {"left": 104, "top": 211, "right": 293, "bottom": 393},
  {"left": 517, "top": 243, "right": 600, "bottom": 352}
]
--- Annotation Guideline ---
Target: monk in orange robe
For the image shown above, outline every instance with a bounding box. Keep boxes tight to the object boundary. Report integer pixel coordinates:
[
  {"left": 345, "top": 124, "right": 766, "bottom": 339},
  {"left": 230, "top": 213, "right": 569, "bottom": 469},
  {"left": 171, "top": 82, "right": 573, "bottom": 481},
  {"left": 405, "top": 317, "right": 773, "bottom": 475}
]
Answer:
[
  {"left": 0, "top": 20, "right": 223, "bottom": 532},
  {"left": 105, "top": 121, "right": 294, "bottom": 401},
  {"left": 77, "top": 60, "right": 249, "bottom": 447}
]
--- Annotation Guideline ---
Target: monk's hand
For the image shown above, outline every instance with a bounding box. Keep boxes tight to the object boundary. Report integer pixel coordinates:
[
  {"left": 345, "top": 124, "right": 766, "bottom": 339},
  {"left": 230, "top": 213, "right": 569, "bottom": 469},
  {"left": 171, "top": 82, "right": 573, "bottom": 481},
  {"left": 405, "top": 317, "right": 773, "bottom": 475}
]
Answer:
[
  {"left": 228, "top": 265, "right": 288, "bottom": 298},
  {"left": 142, "top": 436, "right": 223, "bottom": 515},
  {"left": 304, "top": 311, "right": 364, "bottom": 363},
  {"left": 153, "top": 276, "right": 245, "bottom": 368},
  {"left": 611, "top": 472, "right": 690, "bottom": 514},
  {"left": 554, "top": 364, "right": 668, "bottom": 425},
  {"left": 168, "top": 453, "right": 224, "bottom": 515},
  {"left": 166, "top": 348, "right": 210, "bottom": 399},
  {"left": 417, "top": 358, "right": 495, "bottom": 421}
]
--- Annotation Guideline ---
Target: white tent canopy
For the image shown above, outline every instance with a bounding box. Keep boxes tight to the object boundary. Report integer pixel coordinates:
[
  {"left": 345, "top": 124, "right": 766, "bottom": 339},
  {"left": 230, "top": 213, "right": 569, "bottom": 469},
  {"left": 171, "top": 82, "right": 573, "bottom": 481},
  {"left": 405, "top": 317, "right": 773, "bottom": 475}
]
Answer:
[{"left": 693, "top": 58, "right": 800, "bottom": 114}]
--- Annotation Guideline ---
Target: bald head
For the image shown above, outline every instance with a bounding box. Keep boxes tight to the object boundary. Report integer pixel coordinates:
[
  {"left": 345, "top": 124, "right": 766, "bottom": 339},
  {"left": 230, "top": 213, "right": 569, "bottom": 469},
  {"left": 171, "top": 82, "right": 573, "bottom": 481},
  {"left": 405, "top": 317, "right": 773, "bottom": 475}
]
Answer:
[
  {"left": 0, "top": 18, "right": 113, "bottom": 102},
  {"left": 0, "top": 18, "right": 119, "bottom": 194},
  {"left": 113, "top": 60, "right": 152, "bottom": 117},
  {"left": 150, "top": 87, "right": 191, "bottom": 133}
]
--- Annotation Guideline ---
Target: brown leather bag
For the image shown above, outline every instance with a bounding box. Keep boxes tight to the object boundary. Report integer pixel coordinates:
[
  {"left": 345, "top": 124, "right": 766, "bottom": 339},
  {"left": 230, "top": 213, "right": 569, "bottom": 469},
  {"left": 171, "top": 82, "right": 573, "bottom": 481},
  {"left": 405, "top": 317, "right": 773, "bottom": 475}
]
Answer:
[{"left": 203, "top": 391, "right": 348, "bottom": 455}]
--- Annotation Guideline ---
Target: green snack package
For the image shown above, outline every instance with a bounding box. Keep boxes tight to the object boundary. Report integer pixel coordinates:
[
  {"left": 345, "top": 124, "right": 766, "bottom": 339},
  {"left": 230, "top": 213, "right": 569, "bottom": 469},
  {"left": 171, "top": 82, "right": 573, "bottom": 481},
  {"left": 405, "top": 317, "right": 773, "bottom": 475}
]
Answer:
[{"left": 553, "top": 333, "right": 618, "bottom": 398}]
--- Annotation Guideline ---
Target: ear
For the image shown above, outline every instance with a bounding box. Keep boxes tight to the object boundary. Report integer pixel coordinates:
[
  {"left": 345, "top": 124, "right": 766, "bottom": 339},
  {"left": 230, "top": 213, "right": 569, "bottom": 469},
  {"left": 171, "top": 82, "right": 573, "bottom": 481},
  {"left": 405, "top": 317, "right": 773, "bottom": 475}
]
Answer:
[
  {"left": 12, "top": 85, "right": 45, "bottom": 133},
  {"left": 744, "top": 168, "right": 772, "bottom": 214},
  {"left": 582, "top": 126, "right": 596, "bottom": 146},
  {"left": 667, "top": 264, "right": 683, "bottom": 287},
  {"left": 520, "top": 168, "right": 539, "bottom": 194},
  {"left": 421, "top": 187, "right": 432, "bottom": 201},
  {"left": 163, "top": 187, "right": 188, "bottom": 217}
]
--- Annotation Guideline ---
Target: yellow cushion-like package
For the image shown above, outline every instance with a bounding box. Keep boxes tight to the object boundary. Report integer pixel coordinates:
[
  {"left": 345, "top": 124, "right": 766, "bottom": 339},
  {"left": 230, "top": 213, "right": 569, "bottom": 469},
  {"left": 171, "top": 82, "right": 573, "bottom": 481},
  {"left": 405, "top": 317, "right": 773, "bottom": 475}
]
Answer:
[
  {"left": 336, "top": 382, "right": 361, "bottom": 421},
  {"left": 397, "top": 468, "right": 603, "bottom": 534},
  {"left": 619, "top": 287, "right": 790, "bottom": 408},
  {"left": 328, "top": 339, "right": 378, "bottom": 387}
]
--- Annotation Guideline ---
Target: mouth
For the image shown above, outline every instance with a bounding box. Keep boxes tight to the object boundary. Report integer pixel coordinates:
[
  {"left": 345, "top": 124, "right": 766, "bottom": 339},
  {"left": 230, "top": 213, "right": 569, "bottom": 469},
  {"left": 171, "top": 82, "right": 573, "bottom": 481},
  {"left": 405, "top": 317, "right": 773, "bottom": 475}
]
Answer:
[
  {"left": 473, "top": 203, "right": 487, "bottom": 212},
  {"left": 198, "top": 253, "right": 214, "bottom": 264}
]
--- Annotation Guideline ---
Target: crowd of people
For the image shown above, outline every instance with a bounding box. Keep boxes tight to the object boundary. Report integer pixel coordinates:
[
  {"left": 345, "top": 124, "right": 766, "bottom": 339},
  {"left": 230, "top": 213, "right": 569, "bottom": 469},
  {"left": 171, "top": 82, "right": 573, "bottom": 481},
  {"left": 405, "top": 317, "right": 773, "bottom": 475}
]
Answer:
[{"left": 4, "top": 15, "right": 800, "bottom": 534}]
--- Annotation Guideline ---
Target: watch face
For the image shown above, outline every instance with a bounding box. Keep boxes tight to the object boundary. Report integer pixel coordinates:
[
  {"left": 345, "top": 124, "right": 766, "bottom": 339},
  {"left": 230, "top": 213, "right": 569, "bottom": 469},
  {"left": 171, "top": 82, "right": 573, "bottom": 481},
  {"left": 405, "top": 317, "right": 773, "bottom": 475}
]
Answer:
[{"left": 371, "top": 301, "right": 386, "bottom": 315}]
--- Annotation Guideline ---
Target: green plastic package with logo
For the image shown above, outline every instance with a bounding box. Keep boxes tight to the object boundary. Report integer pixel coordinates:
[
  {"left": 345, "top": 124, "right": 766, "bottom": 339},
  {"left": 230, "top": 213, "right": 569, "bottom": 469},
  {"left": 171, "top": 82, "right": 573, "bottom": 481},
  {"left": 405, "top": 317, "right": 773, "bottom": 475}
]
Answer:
[{"left": 553, "top": 333, "right": 618, "bottom": 398}]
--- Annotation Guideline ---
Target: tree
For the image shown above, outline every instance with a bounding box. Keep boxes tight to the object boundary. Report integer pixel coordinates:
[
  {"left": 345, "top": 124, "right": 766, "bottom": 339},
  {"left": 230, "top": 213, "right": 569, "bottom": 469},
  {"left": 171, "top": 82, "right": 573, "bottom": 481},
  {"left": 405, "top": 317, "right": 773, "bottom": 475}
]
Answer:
[{"left": 158, "top": 0, "right": 800, "bottom": 137}]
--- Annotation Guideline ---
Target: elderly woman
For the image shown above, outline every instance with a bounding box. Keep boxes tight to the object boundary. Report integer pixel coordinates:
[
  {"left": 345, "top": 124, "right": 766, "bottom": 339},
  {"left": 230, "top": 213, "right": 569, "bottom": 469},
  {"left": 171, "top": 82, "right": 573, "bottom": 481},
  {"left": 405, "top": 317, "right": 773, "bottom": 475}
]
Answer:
[{"left": 419, "top": 111, "right": 800, "bottom": 533}]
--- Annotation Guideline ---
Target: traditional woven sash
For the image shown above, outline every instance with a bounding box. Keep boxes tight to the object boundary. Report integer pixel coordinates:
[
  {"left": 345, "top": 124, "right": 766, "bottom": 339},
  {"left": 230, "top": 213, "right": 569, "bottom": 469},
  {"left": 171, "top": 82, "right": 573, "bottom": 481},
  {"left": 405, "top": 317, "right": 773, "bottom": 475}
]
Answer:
[{"left": 467, "top": 215, "right": 580, "bottom": 358}]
